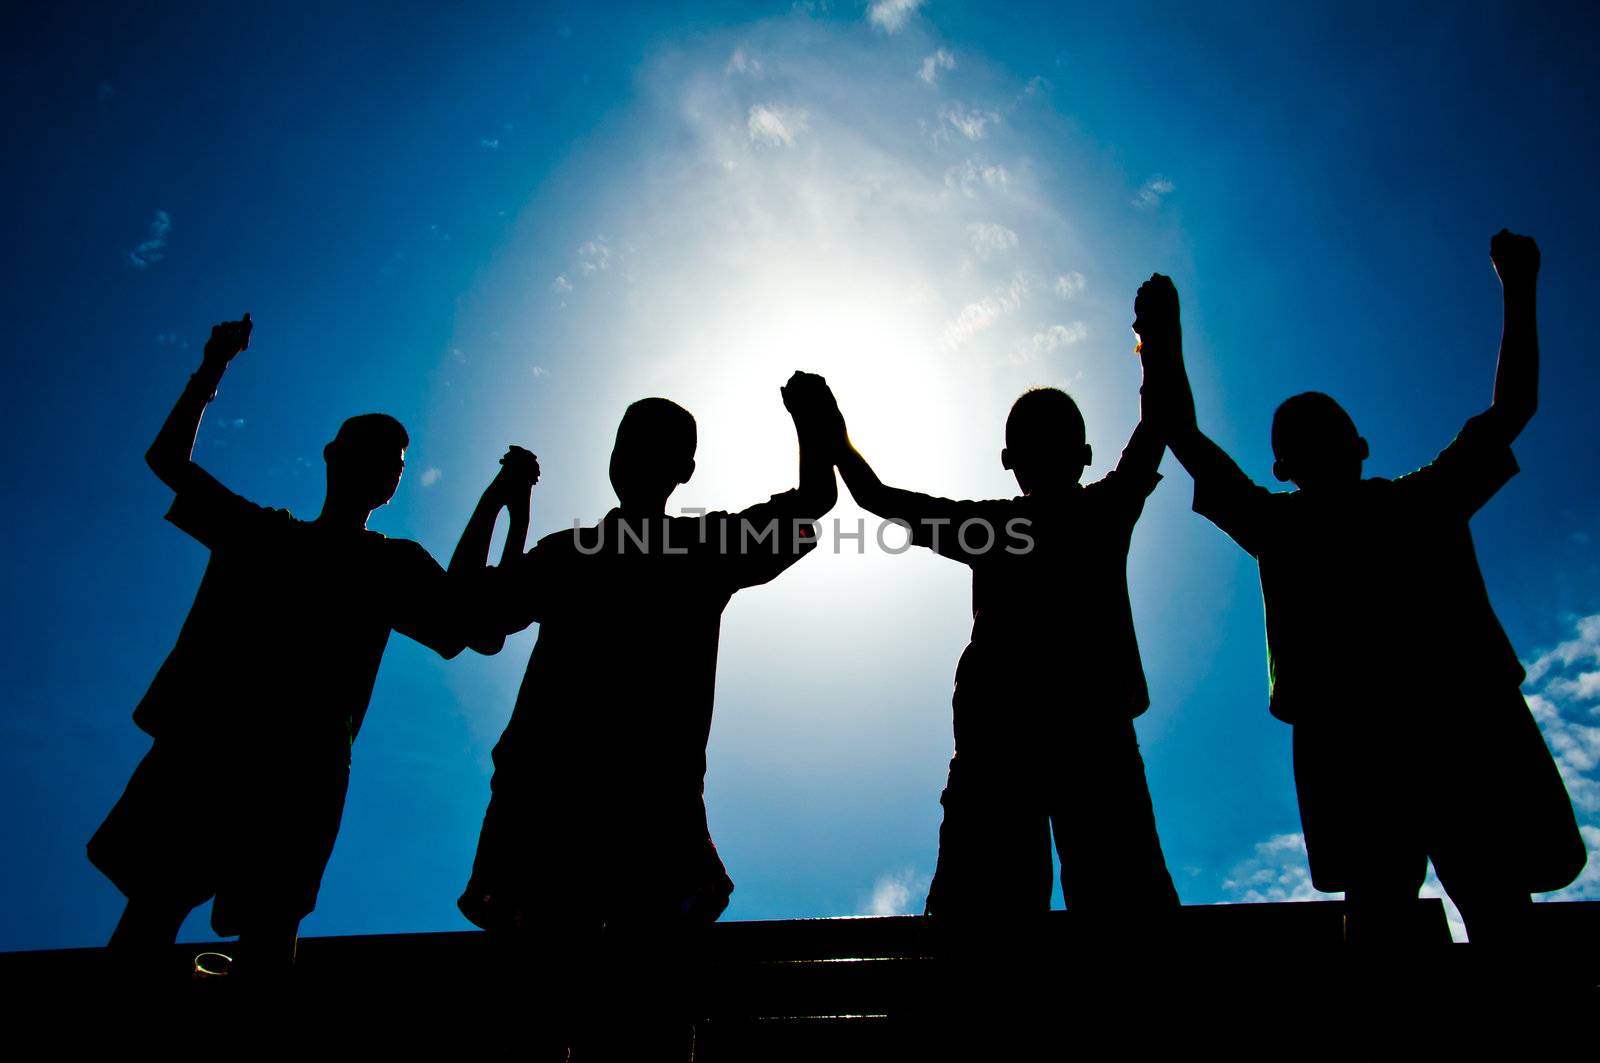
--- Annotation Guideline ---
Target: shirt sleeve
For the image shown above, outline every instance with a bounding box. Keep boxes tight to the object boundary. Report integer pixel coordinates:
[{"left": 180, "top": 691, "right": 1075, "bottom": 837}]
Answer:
[
  {"left": 1394, "top": 412, "right": 1520, "bottom": 519},
  {"left": 464, "top": 531, "right": 572, "bottom": 639},
  {"left": 163, "top": 467, "right": 271, "bottom": 552},
  {"left": 713, "top": 489, "right": 821, "bottom": 591},
  {"left": 385, "top": 540, "right": 468, "bottom": 660},
  {"left": 1094, "top": 457, "right": 1164, "bottom": 532},
  {"left": 1188, "top": 439, "right": 1275, "bottom": 558},
  {"left": 903, "top": 495, "right": 1013, "bottom": 565}
]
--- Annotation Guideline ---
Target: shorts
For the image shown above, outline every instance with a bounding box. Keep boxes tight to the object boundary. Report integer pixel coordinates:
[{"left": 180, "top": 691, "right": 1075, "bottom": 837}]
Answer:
[
  {"left": 1292, "top": 687, "right": 1586, "bottom": 895},
  {"left": 457, "top": 772, "right": 734, "bottom": 935},
  {"left": 924, "top": 716, "right": 1179, "bottom": 916},
  {"left": 87, "top": 739, "right": 351, "bottom": 936}
]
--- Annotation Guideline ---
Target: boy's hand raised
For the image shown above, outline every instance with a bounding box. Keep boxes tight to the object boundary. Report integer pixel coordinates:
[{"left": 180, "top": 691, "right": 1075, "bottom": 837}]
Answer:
[
  {"left": 781, "top": 371, "right": 846, "bottom": 439},
  {"left": 202, "top": 314, "right": 252, "bottom": 368},
  {"left": 1132, "top": 274, "right": 1180, "bottom": 355},
  {"left": 491, "top": 445, "right": 540, "bottom": 502},
  {"left": 1490, "top": 229, "right": 1539, "bottom": 291}
]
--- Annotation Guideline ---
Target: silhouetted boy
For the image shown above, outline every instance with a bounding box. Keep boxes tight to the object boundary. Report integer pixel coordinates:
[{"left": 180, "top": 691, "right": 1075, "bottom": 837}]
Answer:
[
  {"left": 1137, "top": 233, "right": 1586, "bottom": 942},
  {"left": 454, "top": 374, "right": 837, "bottom": 937},
  {"left": 822, "top": 366, "right": 1180, "bottom": 918},
  {"left": 88, "top": 316, "right": 468, "bottom": 972}
]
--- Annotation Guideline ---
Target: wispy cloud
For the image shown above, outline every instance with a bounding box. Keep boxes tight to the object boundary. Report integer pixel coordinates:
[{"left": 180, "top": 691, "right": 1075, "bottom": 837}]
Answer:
[
  {"left": 726, "top": 48, "right": 762, "bottom": 77},
  {"left": 1013, "top": 322, "right": 1087, "bottom": 362},
  {"left": 576, "top": 237, "right": 612, "bottom": 275},
  {"left": 941, "top": 275, "right": 1029, "bottom": 350},
  {"left": 125, "top": 209, "right": 171, "bottom": 269},
  {"left": 480, "top": 137, "right": 501, "bottom": 149},
  {"left": 1222, "top": 832, "right": 1328, "bottom": 903},
  {"left": 1054, "top": 271, "right": 1086, "bottom": 298},
  {"left": 939, "top": 104, "right": 1000, "bottom": 142},
  {"left": 919, "top": 48, "right": 956, "bottom": 86},
  {"left": 552, "top": 274, "right": 573, "bottom": 293},
  {"left": 967, "top": 221, "right": 1018, "bottom": 259},
  {"left": 747, "top": 103, "right": 809, "bottom": 146},
  {"left": 1523, "top": 613, "right": 1600, "bottom": 899},
  {"left": 943, "top": 158, "right": 1010, "bottom": 196},
  {"left": 419, "top": 467, "right": 442, "bottom": 487},
  {"left": 1135, "top": 175, "right": 1175, "bottom": 209},
  {"left": 859, "top": 867, "right": 930, "bottom": 916},
  {"left": 868, "top": 0, "right": 924, "bottom": 34}
]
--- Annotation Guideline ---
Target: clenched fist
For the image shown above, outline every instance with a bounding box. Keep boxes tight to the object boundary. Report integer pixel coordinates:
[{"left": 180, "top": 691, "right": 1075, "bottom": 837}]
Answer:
[
  {"left": 1490, "top": 229, "right": 1539, "bottom": 290},
  {"left": 1133, "top": 274, "right": 1180, "bottom": 355}
]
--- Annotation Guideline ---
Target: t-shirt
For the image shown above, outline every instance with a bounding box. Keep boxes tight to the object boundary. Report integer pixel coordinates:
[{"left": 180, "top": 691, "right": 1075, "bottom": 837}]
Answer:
[
  {"left": 1191, "top": 413, "right": 1525, "bottom": 724},
  {"left": 132, "top": 472, "right": 465, "bottom": 759},
  {"left": 471, "top": 492, "right": 818, "bottom": 805},
  {"left": 898, "top": 458, "right": 1162, "bottom": 752}
]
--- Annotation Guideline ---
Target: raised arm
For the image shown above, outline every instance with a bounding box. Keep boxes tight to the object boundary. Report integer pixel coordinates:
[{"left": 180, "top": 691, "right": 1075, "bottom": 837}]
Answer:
[
  {"left": 777, "top": 372, "right": 840, "bottom": 519},
  {"left": 146, "top": 315, "right": 252, "bottom": 492},
  {"left": 795, "top": 379, "right": 954, "bottom": 525},
  {"left": 449, "top": 446, "right": 540, "bottom": 655},
  {"left": 449, "top": 446, "right": 540, "bottom": 574},
  {"left": 1481, "top": 229, "right": 1540, "bottom": 445},
  {"left": 1133, "top": 273, "right": 1242, "bottom": 483}
]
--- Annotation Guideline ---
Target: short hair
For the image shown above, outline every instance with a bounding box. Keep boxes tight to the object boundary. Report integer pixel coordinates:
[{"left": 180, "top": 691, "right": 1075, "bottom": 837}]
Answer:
[
  {"left": 619, "top": 397, "right": 697, "bottom": 460},
  {"left": 332, "top": 413, "right": 410, "bottom": 452},
  {"left": 1271, "top": 392, "right": 1357, "bottom": 461},
  {"left": 1006, "top": 387, "right": 1086, "bottom": 452}
]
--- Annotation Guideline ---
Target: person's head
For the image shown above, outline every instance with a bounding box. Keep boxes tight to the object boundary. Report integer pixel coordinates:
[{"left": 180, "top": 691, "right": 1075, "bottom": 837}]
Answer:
[
  {"left": 609, "top": 398, "right": 697, "bottom": 510},
  {"left": 1270, "top": 392, "right": 1368, "bottom": 490},
  {"left": 1001, "top": 387, "right": 1091, "bottom": 495},
  {"left": 324, "top": 413, "right": 409, "bottom": 511}
]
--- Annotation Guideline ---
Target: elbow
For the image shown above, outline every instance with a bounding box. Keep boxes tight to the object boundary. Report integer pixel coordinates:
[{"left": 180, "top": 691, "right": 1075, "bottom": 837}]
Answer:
[{"left": 145, "top": 449, "right": 185, "bottom": 490}]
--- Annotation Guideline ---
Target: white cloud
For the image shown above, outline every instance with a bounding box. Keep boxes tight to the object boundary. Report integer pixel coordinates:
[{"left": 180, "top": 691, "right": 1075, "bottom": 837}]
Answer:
[
  {"left": 1523, "top": 615, "right": 1600, "bottom": 894},
  {"left": 126, "top": 209, "right": 171, "bottom": 269},
  {"left": 1135, "top": 175, "right": 1175, "bottom": 209},
  {"left": 868, "top": 0, "right": 924, "bottom": 34},
  {"left": 919, "top": 48, "right": 955, "bottom": 86},
  {"left": 1221, "top": 833, "right": 1331, "bottom": 903},
  {"left": 480, "top": 138, "right": 500, "bottom": 149},
  {"left": 747, "top": 103, "right": 809, "bottom": 147},
  {"left": 943, "top": 158, "right": 1010, "bottom": 196},
  {"left": 531, "top": 365, "right": 549, "bottom": 378},
  {"left": 419, "top": 467, "right": 442, "bottom": 487},
  {"left": 941, "top": 274, "right": 1029, "bottom": 350},
  {"left": 967, "top": 222, "right": 1018, "bottom": 259},
  {"left": 940, "top": 104, "right": 1000, "bottom": 141},
  {"left": 1013, "top": 322, "right": 1087, "bottom": 362},
  {"left": 576, "top": 237, "right": 612, "bottom": 275},
  {"left": 1222, "top": 832, "right": 1470, "bottom": 939},
  {"left": 1054, "top": 271, "right": 1086, "bottom": 298},
  {"left": 726, "top": 48, "right": 762, "bottom": 77},
  {"left": 552, "top": 274, "right": 573, "bottom": 292},
  {"left": 859, "top": 867, "right": 931, "bottom": 916}
]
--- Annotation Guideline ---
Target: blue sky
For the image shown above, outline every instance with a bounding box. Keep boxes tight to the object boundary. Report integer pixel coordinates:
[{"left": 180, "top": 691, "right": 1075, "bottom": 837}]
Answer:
[{"left": 3, "top": 1, "right": 1598, "bottom": 950}]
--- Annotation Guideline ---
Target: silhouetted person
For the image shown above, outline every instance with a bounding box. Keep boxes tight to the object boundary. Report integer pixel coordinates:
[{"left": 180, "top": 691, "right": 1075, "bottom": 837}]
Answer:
[
  {"left": 1136, "top": 233, "right": 1586, "bottom": 943},
  {"left": 453, "top": 374, "right": 838, "bottom": 942},
  {"left": 87, "top": 316, "right": 469, "bottom": 974},
  {"left": 820, "top": 368, "right": 1180, "bottom": 920}
]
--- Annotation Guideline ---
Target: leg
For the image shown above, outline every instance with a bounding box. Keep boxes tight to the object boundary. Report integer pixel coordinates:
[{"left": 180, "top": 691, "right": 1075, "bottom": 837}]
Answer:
[
  {"left": 234, "top": 915, "right": 302, "bottom": 980},
  {"left": 1049, "top": 719, "right": 1179, "bottom": 936},
  {"left": 924, "top": 755, "right": 1051, "bottom": 919},
  {"left": 108, "top": 896, "right": 190, "bottom": 952}
]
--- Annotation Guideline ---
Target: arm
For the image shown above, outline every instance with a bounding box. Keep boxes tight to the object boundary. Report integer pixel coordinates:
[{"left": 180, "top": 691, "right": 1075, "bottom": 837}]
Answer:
[
  {"left": 1134, "top": 273, "right": 1272, "bottom": 552},
  {"left": 798, "top": 377, "right": 955, "bottom": 525},
  {"left": 449, "top": 447, "right": 540, "bottom": 655},
  {"left": 146, "top": 315, "right": 252, "bottom": 492},
  {"left": 778, "top": 372, "right": 839, "bottom": 519},
  {"left": 448, "top": 446, "right": 539, "bottom": 574},
  {"left": 1481, "top": 229, "right": 1540, "bottom": 445}
]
